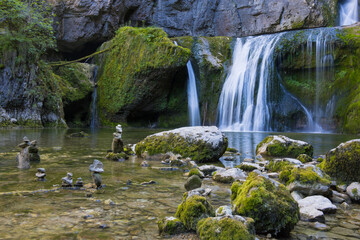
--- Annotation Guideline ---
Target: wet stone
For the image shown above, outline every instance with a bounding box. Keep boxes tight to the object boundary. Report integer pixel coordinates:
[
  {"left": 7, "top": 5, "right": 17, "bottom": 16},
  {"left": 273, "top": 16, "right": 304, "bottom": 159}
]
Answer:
[{"left": 61, "top": 173, "right": 73, "bottom": 187}]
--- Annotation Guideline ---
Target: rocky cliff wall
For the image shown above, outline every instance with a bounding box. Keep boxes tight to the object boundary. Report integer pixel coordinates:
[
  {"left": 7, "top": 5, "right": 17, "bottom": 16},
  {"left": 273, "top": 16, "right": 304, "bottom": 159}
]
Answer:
[{"left": 51, "top": 0, "right": 338, "bottom": 52}]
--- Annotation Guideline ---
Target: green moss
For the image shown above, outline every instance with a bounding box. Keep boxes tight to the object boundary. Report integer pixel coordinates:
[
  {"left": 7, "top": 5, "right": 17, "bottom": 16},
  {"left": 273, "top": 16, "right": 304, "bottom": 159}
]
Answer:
[
  {"left": 135, "top": 132, "right": 227, "bottom": 163},
  {"left": 265, "top": 160, "right": 293, "bottom": 173},
  {"left": 105, "top": 152, "right": 129, "bottom": 161},
  {"left": 317, "top": 157, "right": 324, "bottom": 163},
  {"left": 321, "top": 140, "right": 360, "bottom": 182},
  {"left": 197, "top": 217, "right": 255, "bottom": 240},
  {"left": 175, "top": 195, "right": 215, "bottom": 231},
  {"left": 96, "top": 26, "right": 191, "bottom": 125},
  {"left": 231, "top": 172, "right": 299, "bottom": 236},
  {"left": 226, "top": 147, "right": 238, "bottom": 153},
  {"left": 257, "top": 136, "right": 313, "bottom": 158},
  {"left": 157, "top": 217, "right": 186, "bottom": 236},
  {"left": 279, "top": 167, "right": 331, "bottom": 185},
  {"left": 236, "top": 164, "right": 257, "bottom": 172},
  {"left": 188, "top": 168, "right": 202, "bottom": 178},
  {"left": 297, "top": 154, "right": 313, "bottom": 163},
  {"left": 53, "top": 63, "right": 94, "bottom": 105}
]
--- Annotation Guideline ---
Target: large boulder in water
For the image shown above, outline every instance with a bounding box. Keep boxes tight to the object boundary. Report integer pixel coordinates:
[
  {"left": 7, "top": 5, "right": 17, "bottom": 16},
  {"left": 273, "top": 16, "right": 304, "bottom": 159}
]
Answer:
[
  {"left": 256, "top": 135, "right": 313, "bottom": 158},
  {"left": 231, "top": 172, "right": 299, "bottom": 236},
  {"left": 320, "top": 139, "right": 360, "bottom": 182},
  {"left": 135, "top": 126, "right": 228, "bottom": 163}
]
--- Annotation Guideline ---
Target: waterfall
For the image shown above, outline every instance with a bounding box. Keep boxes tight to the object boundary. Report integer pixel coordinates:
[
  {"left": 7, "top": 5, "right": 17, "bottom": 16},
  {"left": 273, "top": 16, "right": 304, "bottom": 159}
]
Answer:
[
  {"left": 306, "top": 29, "right": 336, "bottom": 131},
  {"left": 90, "top": 67, "right": 98, "bottom": 129},
  {"left": 339, "top": 0, "right": 359, "bottom": 26},
  {"left": 218, "top": 34, "right": 283, "bottom": 132},
  {"left": 186, "top": 61, "right": 201, "bottom": 126}
]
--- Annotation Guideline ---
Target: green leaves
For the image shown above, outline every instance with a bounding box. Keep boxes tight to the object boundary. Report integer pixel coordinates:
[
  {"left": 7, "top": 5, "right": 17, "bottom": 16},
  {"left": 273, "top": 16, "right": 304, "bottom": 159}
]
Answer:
[{"left": 0, "top": 0, "right": 56, "bottom": 60}]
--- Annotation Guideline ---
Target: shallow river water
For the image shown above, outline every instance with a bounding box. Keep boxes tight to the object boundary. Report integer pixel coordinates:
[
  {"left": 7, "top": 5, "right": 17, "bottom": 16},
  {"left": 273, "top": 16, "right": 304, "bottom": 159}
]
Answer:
[{"left": 0, "top": 128, "right": 359, "bottom": 239}]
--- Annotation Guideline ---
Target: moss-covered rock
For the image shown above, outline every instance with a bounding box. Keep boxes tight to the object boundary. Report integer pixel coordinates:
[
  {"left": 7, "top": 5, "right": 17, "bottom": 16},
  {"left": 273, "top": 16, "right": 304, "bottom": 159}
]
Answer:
[
  {"left": 175, "top": 194, "right": 215, "bottom": 231},
  {"left": 196, "top": 216, "right": 255, "bottom": 240},
  {"left": 297, "top": 154, "right": 313, "bottom": 163},
  {"left": 188, "top": 168, "right": 204, "bottom": 178},
  {"left": 265, "top": 159, "right": 296, "bottom": 173},
  {"left": 321, "top": 139, "right": 360, "bottom": 182},
  {"left": 96, "top": 26, "right": 190, "bottom": 126},
  {"left": 105, "top": 152, "right": 129, "bottom": 161},
  {"left": 135, "top": 126, "right": 228, "bottom": 163},
  {"left": 236, "top": 164, "right": 258, "bottom": 172},
  {"left": 157, "top": 216, "right": 186, "bottom": 236},
  {"left": 231, "top": 172, "right": 299, "bottom": 236},
  {"left": 256, "top": 135, "right": 313, "bottom": 158},
  {"left": 184, "top": 175, "right": 202, "bottom": 191}
]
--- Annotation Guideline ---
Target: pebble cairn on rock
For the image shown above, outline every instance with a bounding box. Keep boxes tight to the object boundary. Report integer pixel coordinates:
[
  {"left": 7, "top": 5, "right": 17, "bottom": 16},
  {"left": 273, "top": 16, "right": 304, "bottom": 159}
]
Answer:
[
  {"left": 17, "top": 136, "right": 40, "bottom": 169},
  {"left": 35, "top": 168, "right": 46, "bottom": 181},
  {"left": 89, "top": 159, "right": 104, "bottom": 189},
  {"left": 62, "top": 173, "right": 73, "bottom": 187},
  {"left": 112, "top": 124, "right": 123, "bottom": 153}
]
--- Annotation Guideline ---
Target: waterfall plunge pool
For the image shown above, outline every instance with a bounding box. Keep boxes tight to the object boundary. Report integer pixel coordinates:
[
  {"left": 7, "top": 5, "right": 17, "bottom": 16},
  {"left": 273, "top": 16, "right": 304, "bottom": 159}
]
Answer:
[{"left": 0, "top": 128, "right": 359, "bottom": 239}]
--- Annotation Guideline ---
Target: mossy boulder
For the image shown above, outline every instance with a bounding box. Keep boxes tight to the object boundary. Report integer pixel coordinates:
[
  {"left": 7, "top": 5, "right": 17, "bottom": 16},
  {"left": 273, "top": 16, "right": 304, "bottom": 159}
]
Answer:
[
  {"left": 297, "top": 154, "right": 313, "bottom": 163},
  {"left": 321, "top": 139, "right": 360, "bottom": 182},
  {"left": 280, "top": 166, "right": 331, "bottom": 196},
  {"left": 96, "top": 26, "right": 191, "bottom": 126},
  {"left": 135, "top": 126, "right": 228, "bottom": 163},
  {"left": 188, "top": 168, "right": 204, "bottom": 178},
  {"left": 157, "top": 216, "right": 186, "bottom": 236},
  {"left": 266, "top": 158, "right": 302, "bottom": 173},
  {"left": 197, "top": 216, "right": 255, "bottom": 240},
  {"left": 256, "top": 135, "right": 313, "bottom": 158},
  {"left": 184, "top": 175, "right": 202, "bottom": 191},
  {"left": 175, "top": 194, "right": 215, "bottom": 231},
  {"left": 231, "top": 172, "right": 299, "bottom": 236},
  {"left": 105, "top": 152, "right": 129, "bottom": 161}
]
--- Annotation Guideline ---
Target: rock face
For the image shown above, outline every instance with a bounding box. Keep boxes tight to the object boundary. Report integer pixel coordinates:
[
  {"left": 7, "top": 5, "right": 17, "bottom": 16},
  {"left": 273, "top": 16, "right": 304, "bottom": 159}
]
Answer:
[
  {"left": 256, "top": 135, "right": 313, "bottom": 158},
  {"left": 51, "top": 0, "right": 337, "bottom": 52},
  {"left": 96, "top": 27, "right": 190, "bottom": 126},
  {"left": 321, "top": 139, "right": 360, "bottom": 182},
  {"left": 231, "top": 172, "right": 299, "bottom": 236},
  {"left": 135, "top": 126, "right": 228, "bottom": 163}
]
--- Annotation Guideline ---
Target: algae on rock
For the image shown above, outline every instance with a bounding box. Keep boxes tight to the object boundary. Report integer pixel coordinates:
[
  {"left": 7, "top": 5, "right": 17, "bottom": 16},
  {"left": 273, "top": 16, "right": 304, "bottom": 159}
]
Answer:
[
  {"left": 96, "top": 27, "right": 191, "bottom": 126},
  {"left": 231, "top": 172, "right": 299, "bottom": 236}
]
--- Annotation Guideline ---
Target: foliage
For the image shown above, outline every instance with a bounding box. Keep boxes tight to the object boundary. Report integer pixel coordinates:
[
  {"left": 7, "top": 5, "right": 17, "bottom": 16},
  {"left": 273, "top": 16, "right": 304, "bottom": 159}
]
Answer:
[{"left": 0, "top": 0, "right": 56, "bottom": 60}]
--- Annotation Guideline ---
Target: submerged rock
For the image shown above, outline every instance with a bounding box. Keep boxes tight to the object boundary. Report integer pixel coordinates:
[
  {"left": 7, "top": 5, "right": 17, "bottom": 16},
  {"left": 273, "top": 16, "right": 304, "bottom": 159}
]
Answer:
[
  {"left": 231, "top": 172, "right": 299, "bottom": 236},
  {"left": 197, "top": 216, "right": 255, "bottom": 240},
  {"left": 175, "top": 194, "right": 215, "bottom": 231},
  {"left": 321, "top": 139, "right": 360, "bottom": 182},
  {"left": 135, "top": 126, "right": 228, "bottom": 163},
  {"left": 256, "top": 135, "right": 313, "bottom": 158},
  {"left": 68, "top": 131, "right": 88, "bottom": 138}
]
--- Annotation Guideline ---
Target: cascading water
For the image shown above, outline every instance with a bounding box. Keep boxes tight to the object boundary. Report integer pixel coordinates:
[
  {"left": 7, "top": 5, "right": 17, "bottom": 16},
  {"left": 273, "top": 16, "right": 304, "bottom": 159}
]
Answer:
[
  {"left": 339, "top": 0, "right": 359, "bottom": 26},
  {"left": 218, "top": 34, "right": 284, "bottom": 132},
  {"left": 90, "top": 67, "right": 99, "bottom": 129},
  {"left": 186, "top": 61, "right": 201, "bottom": 126}
]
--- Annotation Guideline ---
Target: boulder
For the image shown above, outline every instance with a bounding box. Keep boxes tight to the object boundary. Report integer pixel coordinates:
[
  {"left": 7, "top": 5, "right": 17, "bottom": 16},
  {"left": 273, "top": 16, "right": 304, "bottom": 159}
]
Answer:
[
  {"left": 256, "top": 135, "right": 313, "bottom": 158},
  {"left": 175, "top": 194, "right": 215, "bottom": 231},
  {"left": 198, "top": 165, "right": 225, "bottom": 176},
  {"left": 135, "top": 126, "right": 228, "bottom": 163},
  {"left": 297, "top": 154, "right": 313, "bottom": 163},
  {"left": 297, "top": 195, "right": 337, "bottom": 214},
  {"left": 231, "top": 172, "right": 299, "bottom": 236},
  {"left": 188, "top": 168, "right": 205, "bottom": 178},
  {"left": 213, "top": 168, "right": 247, "bottom": 183},
  {"left": 197, "top": 216, "right": 255, "bottom": 240},
  {"left": 299, "top": 206, "right": 325, "bottom": 223},
  {"left": 215, "top": 206, "right": 233, "bottom": 217},
  {"left": 236, "top": 162, "right": 263, "bottom": 172},
  {"left": 158, "top": 216, "right": 186, "bottom": 236},
  {"left": 346, "top": 182, "right": 360, "bottom": 201},
  {"left": 184, "top": 175, "right": 202, "bottom": 191},
  {"left": 279, "top": 166, "right": 331, "bottom": 196},
  {"left": 321, "top": 139, "right": 360, "bottom": 182}
]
